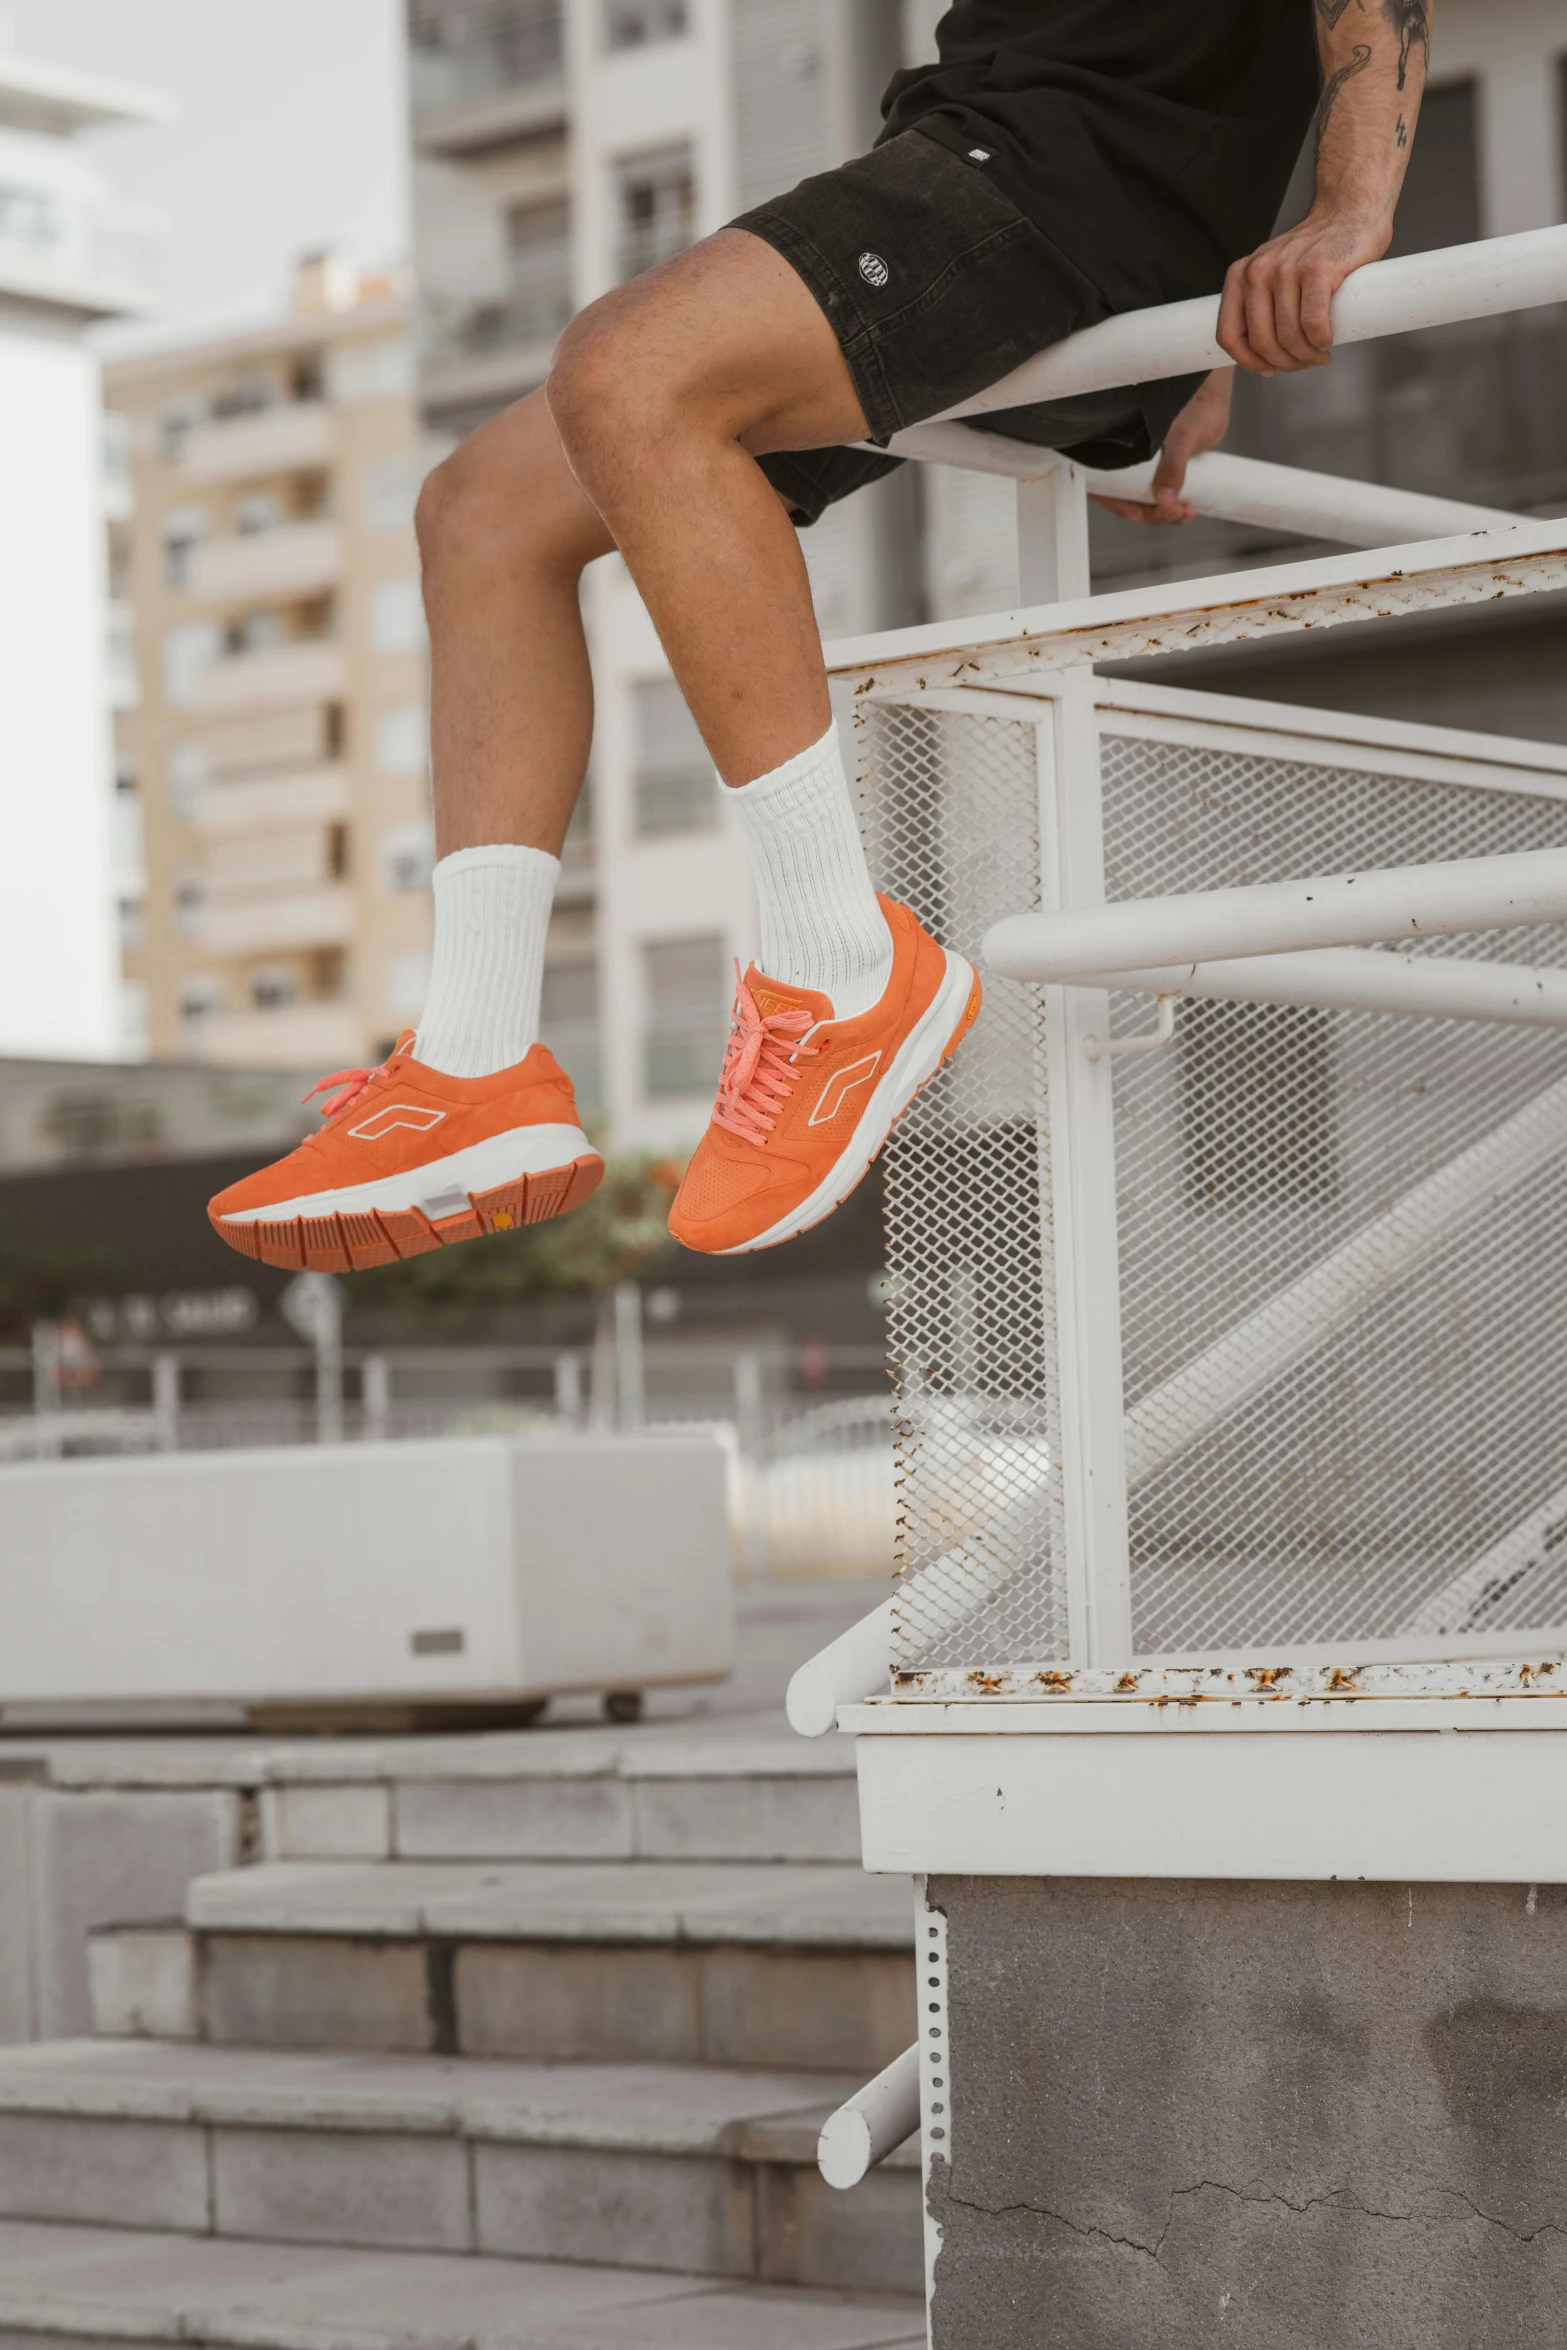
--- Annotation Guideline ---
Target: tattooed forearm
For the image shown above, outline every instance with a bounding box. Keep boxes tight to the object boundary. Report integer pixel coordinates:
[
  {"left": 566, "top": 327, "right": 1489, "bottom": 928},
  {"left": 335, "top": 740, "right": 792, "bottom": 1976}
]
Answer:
[
  {"left": 1314, "top": 0, "right": 1362, "bottom": 26},
  {"left": 1381, "top": 0, "right": 1430, "bottom": 90},
  {"left": 1395, "top": 112, "right": 1407, "bottom": 146},
  {"left": 1315, "top": 42, "right": 1372, "bottom": 157}
]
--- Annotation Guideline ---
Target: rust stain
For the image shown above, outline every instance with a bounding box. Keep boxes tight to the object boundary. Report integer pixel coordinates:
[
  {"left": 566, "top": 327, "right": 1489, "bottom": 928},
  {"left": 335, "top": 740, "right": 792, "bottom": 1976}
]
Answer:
[
  {"left": 1327, "top": 1667, "right": 1360, "bottom": 1692},
  {"left": 965, "top": 1671, "right": 1005, "bottom": 1693},
  {"left": 1116, "top": 1672, "right": 1139, "bottom": 1693}
]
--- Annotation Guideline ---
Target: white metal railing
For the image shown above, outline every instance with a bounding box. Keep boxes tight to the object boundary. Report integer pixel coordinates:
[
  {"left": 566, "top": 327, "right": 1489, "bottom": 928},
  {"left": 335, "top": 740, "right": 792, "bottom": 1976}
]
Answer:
[
  {"left": 792, "top": 223, "right": 1567, "bottom": 1742},
  {"left": 935, "top": 224, "right": 1567, "bottom": 426},
  {"left": 872, "top": 222, "right": 1567, "bottom": 590}
]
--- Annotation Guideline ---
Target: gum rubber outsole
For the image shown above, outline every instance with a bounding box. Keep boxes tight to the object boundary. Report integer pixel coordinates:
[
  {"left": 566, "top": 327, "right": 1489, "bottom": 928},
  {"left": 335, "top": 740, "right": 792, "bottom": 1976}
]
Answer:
[
  {"left": 719, "top": 968, "right": 984, "bottom": 1256},
  {"left": 212, "top": 1152, "right": 604, "bottom": 1275}
]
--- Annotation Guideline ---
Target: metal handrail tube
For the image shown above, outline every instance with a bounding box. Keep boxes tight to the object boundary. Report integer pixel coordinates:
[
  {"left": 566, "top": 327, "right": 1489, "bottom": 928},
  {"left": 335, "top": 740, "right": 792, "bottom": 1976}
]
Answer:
[
  {"left": 1059, "top": 947, "right": 1567, "bottom": 1029},
  {"left": 984, "top": 846, "right": 1567, "bottom": 982},
  {"left": 935, "top": 223, "right": 1567, "bottom": 423},
  {"left": 882, "top": 427, "right": 1519, "bottom": 546},
  {"left": 818, "top": 2044, "right": 922, "bottom": 2189},
  {"left": 787, "top": 1471, "right": 1050, "bottom": 1734}
]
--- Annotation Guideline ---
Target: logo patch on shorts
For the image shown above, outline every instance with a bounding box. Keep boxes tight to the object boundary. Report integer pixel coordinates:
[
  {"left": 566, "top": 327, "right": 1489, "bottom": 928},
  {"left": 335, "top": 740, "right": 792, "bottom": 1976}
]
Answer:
[
  {"left": 968, "top": 147, "right": 992, "bottom": 162},
  {"left": 857, "top": 250, "right": 890, "bottom": 290}
]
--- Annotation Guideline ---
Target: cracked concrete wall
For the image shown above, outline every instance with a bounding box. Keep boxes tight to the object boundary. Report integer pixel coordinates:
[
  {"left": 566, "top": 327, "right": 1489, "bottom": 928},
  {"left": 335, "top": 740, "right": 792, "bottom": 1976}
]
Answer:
[{"left": 929, "top": 1874, "right": 1567, "bottom": 2350}]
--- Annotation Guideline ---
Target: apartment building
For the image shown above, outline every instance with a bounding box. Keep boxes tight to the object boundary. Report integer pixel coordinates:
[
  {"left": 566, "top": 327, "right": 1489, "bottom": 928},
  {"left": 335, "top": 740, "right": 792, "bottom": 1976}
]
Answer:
[
  {"left": 0, "top": 40, "right": 167, "bottom": 1060},
  {"left": 106, "top": 259, "right": 438, "bottom": 1071}
]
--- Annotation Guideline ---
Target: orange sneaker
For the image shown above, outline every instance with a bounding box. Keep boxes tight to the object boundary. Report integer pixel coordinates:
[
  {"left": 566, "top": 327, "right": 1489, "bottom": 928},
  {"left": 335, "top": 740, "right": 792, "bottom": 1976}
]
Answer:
[
  {"left": 668, "top": 896, "right": 980, "bottom": 1256},
  {"left": 208, "top": 1034, "right": 603, "bottom": 1273}
]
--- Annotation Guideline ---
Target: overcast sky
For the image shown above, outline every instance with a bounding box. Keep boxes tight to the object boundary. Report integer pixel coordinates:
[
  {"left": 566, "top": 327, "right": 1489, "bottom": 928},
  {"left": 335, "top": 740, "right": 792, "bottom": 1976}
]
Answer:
[{"left": 5, "top": 0, "right": 410, "bottom": 351}]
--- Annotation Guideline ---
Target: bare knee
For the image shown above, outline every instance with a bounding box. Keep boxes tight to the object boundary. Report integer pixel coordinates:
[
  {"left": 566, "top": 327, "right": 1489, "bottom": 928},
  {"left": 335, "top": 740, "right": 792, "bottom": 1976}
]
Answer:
[
  {"left": 546, "top": 298, "right": 658, "bottom": 477},
  {"left": 415, "top": 397, "right": 596, "bottom": 587}
]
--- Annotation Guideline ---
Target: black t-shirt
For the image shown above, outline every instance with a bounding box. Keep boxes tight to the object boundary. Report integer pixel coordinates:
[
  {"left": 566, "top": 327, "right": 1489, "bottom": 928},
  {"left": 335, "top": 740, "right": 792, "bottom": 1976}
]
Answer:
[{"left": 880, "top": 0, "right": 1321, "bottom": 462}]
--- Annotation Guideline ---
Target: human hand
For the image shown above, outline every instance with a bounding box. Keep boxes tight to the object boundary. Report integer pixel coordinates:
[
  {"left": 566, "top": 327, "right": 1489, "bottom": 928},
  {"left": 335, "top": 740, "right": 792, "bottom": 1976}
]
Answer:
[
  {"left": 1217, "top": 207, "right": 1392, "bottom": 376},
  {"left": 1088, "top": 369, "right": 1234, "bottom": 527}
]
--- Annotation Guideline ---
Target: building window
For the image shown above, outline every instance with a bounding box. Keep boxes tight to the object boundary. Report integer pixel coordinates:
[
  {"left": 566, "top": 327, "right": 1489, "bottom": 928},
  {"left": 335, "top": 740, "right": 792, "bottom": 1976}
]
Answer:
[
  {"left": 159, "top": 396, "right": 208, "bottom": 462},
  {"left": 370, "top": 576, "right": 426, "bottom": 654},
  {"left": 615, "top": 144, "right": 697, "bottom": 282},
  {"left": 174, "top": 879, "right": 205, "bottom": 940},
  {"left": 381, "top": 820, "right": 436, "bottom": 892},
  {"left": 180, "top": 975, "right": 224, "bottom": 1038},
  {"left": 642, "top": 933, "right": 727, "bottom": 1099},
  {"left": 503, "top": 197, "right": 573, "bottom": 342},
  {"left": 1386, "top": 79, "right": 1480, "bottom": 260},
  {"left": 363, "top": 454, "right": 424, "bottom": 531},
  {"left": 252, "top": 964, "right": 298, "bottom": 1011},
  {"left": 407, "top": 0, "right": 564, "bottom": 112},
  {"left": 604, "top": 0, "right": 687, "bottom": 49},
  {"left": 233, "top": 492, "right": 282, "bottom": 536},
  {"left": 212, "top": 375, "right": 277, "bottom": 420},
  {"left": 541, "top": 957, "right": 603, "bottom": 1109},
  {"left": 162, "top": 620, "right": 220, "bottom": 707},
  {"left": 376, "top": 704, "right": 429, "bottom": 774},
  {"left": 162, "top": 507, "right": 208, "bottom": 588},
  {"left": 632, "top": 676, "right": 716, "bottom": 836}
]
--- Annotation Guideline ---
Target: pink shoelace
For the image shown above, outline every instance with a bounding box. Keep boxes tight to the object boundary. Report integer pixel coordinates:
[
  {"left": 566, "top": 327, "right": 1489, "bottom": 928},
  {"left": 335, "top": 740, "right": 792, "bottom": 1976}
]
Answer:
[
  {"left": 302, "top": 1043, "right": 399, "bottom": 1124},
  {"left": 711, "top": 967, "right": 821, "bottom": 1146}
]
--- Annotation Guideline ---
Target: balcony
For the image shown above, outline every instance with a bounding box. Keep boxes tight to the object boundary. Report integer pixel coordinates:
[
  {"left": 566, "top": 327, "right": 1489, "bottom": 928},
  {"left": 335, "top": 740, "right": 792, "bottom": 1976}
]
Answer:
[
  {"left": 191, "top": 639, "right": 347, "bottom": 715},
  {"left": 201, "top": 825, "right": 338, "bottom": 896},
  {"left": 192, "top": 1002, "right": 361, "bottom": 1069},
  {"left": 0, "top": 181, "right": 163, "bottom": 320},
  {"left": 418, "top": 285, "right": 565, "bottom": 414},
  {"left": 409, "top": 0, "right": 564, "bottom": 152},
  {"left": 191, "top": 764, "right": 351, "bottom": 837},
  {"left": 184, "top": 520, "right": 343, "bottom": 607},
  {"left": 197, "top": 885, "right": 354, "bottom": 958},
  {"left": 177, "top": 401, "right": 337, "bottom": 486}
]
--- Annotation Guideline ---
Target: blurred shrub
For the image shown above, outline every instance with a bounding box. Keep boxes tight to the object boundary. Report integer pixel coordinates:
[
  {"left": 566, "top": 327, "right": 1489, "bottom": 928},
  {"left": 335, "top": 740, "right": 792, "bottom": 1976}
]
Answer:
[
  {"left": 0, "top": 1224, "right": 128, "bottom": 1340},
  {"left": 341, "top": 1153, "right": 682, "bottom": 1308}
]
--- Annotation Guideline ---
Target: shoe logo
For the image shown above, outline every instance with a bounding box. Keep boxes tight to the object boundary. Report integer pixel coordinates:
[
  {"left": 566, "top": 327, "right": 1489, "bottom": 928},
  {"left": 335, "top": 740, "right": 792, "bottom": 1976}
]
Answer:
[
  {"left": 349, "top": 1102, "right": 448, "bottom": 1141},
  {"left": 809, "top": 1050, "right": 882, "bottom": 1127},
  {"left": 857, "top": 251, "right": 890, "bottom": 289}
]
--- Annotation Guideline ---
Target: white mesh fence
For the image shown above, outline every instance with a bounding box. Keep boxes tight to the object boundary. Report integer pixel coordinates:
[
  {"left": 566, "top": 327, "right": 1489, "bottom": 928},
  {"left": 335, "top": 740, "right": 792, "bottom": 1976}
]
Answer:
[
  {"left": 860, "top": 695, "right": 1567, "bottom": 1667},
  {"left": 855, "top": 704, "right": 1069, "bottom": 1668}
]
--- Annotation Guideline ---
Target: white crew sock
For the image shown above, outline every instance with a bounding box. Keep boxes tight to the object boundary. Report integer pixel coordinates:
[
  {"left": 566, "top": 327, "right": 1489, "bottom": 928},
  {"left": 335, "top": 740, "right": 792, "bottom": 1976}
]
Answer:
[
  {"left": 728, "top": 724, "right": 893, "bottom": 1020},
  {"left": 413, "top": 844, "right": 558, "bottom": 1078}
]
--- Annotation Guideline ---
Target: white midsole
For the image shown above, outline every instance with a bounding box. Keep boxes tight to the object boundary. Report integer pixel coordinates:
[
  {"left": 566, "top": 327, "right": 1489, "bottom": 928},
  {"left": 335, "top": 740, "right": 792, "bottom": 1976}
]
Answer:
[
  {"left": 220, "top": 1123, "right": 598, "bottom": 1224},
  {"left": 715, "top": 952, "right": 976, "bottom": 1254}
]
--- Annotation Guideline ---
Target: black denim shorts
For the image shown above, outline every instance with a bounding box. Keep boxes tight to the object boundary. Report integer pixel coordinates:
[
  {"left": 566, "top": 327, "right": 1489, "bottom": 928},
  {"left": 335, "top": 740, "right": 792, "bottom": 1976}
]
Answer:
[{"left": 732, "top": 129, "right": 1169, "bottom": 526}]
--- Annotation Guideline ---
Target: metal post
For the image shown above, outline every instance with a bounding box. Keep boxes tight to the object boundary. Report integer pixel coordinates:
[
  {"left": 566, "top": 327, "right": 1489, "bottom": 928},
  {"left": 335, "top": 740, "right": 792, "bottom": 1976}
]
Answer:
[
  {"left": 151, "top": 1352, "right": 180, "bottom": 1451},
  {"left": 314, "top": 1284, "right": 344, "bottom": 1446},
  {"left": 362, "top": 1353, "right": 390, "bottom": 1444},
  {"left": 732, "top": 1348, "right": 767, "bottom": 1579},
  {"left": 1015, "top": 459, "right": 1091, "bottom": 605},
  {"left": 614, "top": 1281, "right": 645, "bottom": 1432},
  {"left": 30, "top": 1322, "right": 62, "bottom": 1459},
  {"left": 1034, "top": 667, "right": 1134, "bottom": 1664},
  {"left": 553, "top": 1349, "right": 583, "bottom": 1428}
]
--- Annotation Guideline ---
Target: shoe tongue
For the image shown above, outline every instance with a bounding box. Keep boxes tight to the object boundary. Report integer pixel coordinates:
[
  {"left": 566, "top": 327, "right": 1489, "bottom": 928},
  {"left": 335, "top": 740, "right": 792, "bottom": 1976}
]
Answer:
[{"left": 743, "top": 965, "right": 835, "bottom": 1024}]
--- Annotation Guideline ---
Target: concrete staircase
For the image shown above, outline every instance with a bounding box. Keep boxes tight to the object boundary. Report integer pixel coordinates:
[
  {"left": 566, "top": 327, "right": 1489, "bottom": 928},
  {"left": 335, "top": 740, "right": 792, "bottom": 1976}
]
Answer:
[{"left": 0, "top": 1722, "right": 924, "bottom": 2348}]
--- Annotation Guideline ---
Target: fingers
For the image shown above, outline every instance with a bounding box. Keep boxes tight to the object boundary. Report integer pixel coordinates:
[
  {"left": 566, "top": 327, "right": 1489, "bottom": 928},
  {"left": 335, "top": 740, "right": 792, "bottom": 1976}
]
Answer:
[
  {"left": 1222, "top": 239, "right": 1344, "bottom": 374},
  {"left": 1089, "top": 493, "right": 1194, "bottom": 528},
  {"left": 1216, "top": 260, "right": 1271, "bottom": 376}
]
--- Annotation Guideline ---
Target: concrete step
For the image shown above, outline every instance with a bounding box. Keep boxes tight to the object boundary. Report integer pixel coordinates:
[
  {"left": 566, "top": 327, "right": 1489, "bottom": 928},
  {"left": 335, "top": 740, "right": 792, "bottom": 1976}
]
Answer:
[
  {"left": 95, "top": 1861, "right": 916, "bottom": 2074},
  {"left": 0, "top": 2041, "right": 921, "bottom": 2295},
  {"left": 253, "top": 1729, "right": 862, "bottom": 1867},
  {"left": 0, "top": 2217, "right": 925, "bottom": 2350}
]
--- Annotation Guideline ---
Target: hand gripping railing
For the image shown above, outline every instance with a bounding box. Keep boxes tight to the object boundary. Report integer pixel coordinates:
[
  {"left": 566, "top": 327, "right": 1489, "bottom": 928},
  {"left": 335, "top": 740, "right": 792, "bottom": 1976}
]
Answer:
[{"left": 875, "top": 222, "right": 1567, "bottom": 573}]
